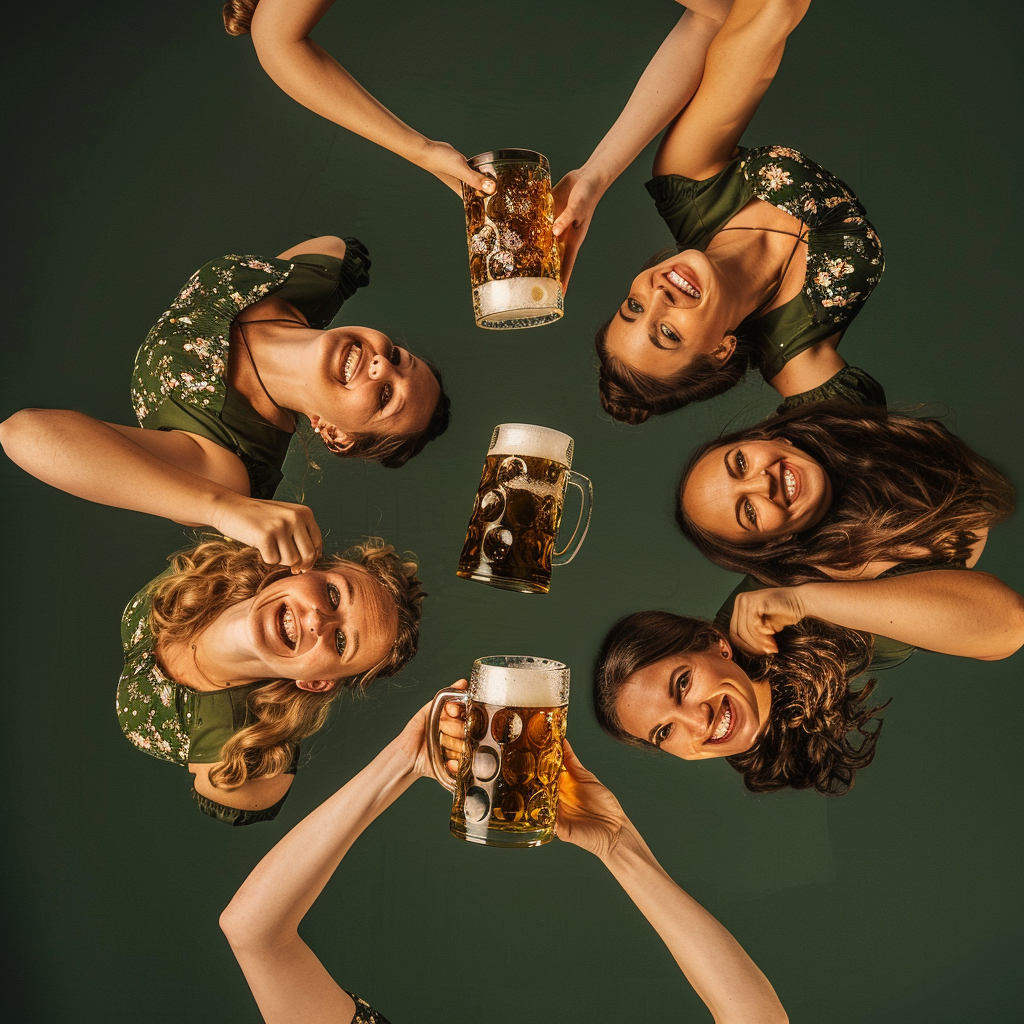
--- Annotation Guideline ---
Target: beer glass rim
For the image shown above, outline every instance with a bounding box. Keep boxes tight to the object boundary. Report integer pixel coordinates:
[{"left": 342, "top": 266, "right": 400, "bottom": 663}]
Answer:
[
  {"left": 468, "top": 148, "right": 548, "bottom": 169},
  {"left": 474, "top": 654, "right": 567, "bottom": 673}
]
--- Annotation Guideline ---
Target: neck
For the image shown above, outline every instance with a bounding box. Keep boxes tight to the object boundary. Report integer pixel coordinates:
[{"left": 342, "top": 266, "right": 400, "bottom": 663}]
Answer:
[
  {"left": 705, "top": 232, "right": 789, "bottom": 323},
  {"left": 187, "top": 599, "right": 271, "bottom": 690},
  {"left": 232, "top": 316, "right": 323, "bottom": 426}
]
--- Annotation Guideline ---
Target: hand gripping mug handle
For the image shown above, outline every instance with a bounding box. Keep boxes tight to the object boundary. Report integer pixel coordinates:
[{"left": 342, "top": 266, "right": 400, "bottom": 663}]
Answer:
[
  {"left": 553, "top": 471, "right": 594, "bottom": 566},
  {"left": 427, "top": 687, "right": 470, "bottom": 793}
]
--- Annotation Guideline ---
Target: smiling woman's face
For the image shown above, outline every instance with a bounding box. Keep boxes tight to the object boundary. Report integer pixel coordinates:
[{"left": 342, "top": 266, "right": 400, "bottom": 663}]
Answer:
[
  {"left": 682, "top": 439, "right": 833, "bottom": 545},
  {"left": 615, "top": 641, "right": 772, "bottom": 760},
  {"left": 311, "top": 327, "right": 441, "bottom": 444},
  {"left": 247, "top": 564, "right": 398, "bottom": 686},
  {"left": 602, "top": 251, "right": 737, "bottom": 378}
]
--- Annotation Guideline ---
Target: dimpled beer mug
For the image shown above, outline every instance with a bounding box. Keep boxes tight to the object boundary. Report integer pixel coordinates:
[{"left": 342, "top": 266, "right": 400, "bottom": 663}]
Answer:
[
  {"left": 462, "top": 149, "right": 563, "bottom": 329},
  {"left": 428, "top": 656, "right": 570, "bottom": 848},
  {"left": 457, "top": 423, "right": 593, "bottom": 594}
]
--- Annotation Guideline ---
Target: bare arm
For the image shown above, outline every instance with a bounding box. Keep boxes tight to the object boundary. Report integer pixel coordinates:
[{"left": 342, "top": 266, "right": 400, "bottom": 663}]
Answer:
[
  {"left": 220, "top": 686, "right": 467, "bottom": 1024},
  {"left": 730, "top": 571, "right": 1024, "bottom": 661},
  {"left": 654, "top": 0, "right": 812, "bottom": 180},
  {"left": 553, "top": 0, "right": 732, "bottom": 287},
  {"left": 0, "top": 409, "right": 323, "bottom": 569},
  {"left": 557, "top": 743, "right": 788, "bottom": 1024},
  {"left": 248, "top": 0, "right": 493, "bottom": 196}
]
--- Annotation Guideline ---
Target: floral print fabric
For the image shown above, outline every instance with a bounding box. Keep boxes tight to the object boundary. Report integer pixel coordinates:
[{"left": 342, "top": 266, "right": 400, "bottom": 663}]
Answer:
[{"left": 346, "top": 992, "right": 393, "bottom": 1024}]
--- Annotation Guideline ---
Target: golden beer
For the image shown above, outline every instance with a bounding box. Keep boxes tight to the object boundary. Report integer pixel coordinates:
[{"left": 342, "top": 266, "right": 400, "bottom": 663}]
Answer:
[
  {"left": 428, "top": 656, "right": 570, "bottom": 848},
  {"left": 462, "top": 149, "right": 563, "bottom": 330},
  {"left": 457, "top": 424, "right": 593, "bottom": 595}
]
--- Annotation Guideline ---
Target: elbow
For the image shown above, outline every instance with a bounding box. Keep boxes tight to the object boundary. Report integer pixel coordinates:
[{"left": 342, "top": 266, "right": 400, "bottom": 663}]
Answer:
[
  {"left": 0, "top": 408, "right": 50, "bottom": 463},
  {"left": 219, "top": 900, "right": 246, "bottom": 951},
  {"left": 977, "top": 587, "right": 1024, "bottom": 661},
  {"left": 762, "top": 0, "right": 812, "bottom": 30}
]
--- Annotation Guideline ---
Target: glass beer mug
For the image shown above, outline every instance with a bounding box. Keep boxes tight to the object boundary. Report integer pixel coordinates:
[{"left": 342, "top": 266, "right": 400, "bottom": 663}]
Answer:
[
  {"left": 428, "top": 656, "right": 570, "bottom": 848},
  {"left": 457, "top": 423, "right": 593, "bottom": 595},
  {"left": 462, "top": 149, "right": 563, "bottom": 330}
]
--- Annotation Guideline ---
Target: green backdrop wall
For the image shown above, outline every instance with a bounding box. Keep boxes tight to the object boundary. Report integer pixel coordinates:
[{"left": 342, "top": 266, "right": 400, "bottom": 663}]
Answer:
[{"left": 2, "top": 1, "right": 1021, "bottom": 1020}]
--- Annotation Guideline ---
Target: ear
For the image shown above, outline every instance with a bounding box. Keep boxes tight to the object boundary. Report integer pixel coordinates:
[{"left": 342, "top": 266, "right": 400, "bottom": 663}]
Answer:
[
  {"left": 309, "top": 415, "right": 354, "bottom": 454},
  {"left": 711, "top": 334, "right": 737, "bottom": 367},
  {"left": 718, "top": 637, "right": 733, "bottom": 660},
  {"left": 294, "top": 678, "right": 337, "bottom": 694}
]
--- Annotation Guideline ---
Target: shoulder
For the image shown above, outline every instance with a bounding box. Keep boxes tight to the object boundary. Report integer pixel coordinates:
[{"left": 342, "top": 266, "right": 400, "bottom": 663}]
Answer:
[{"left": 189, "top": 763, "right": 296, "bottom": 825}]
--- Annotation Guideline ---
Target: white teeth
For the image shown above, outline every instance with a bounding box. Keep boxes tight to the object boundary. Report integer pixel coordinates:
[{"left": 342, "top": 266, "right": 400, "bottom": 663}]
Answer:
[
  {"left": 342, "top": 345, "right": 360, "bottom": 384},
  {"left": 783, "top": 467, "right": 796, "bottom": 502},
  {"left": 280, "top": 607, "right": 298, "bottom": 647},
  {"left": 667, "top": 270, "right": 701, "bottom": 298},
  {"left": 711, "top": 701, "right": 732, "bottom": 741}
]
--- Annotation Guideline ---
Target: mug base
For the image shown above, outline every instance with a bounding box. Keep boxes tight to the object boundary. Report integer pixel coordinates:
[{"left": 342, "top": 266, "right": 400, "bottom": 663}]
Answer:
[
  {"left": 456, "top": 568, "right": 550, "bottom": 595},
  {"left": 450, "top": 821, "right": 554, "bottom": 848}
]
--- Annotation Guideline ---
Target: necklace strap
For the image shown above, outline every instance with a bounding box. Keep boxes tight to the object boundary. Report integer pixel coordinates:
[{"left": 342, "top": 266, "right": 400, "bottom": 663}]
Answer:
[{"left": 234, "top": 317, "right": 307, "bottom": 430}]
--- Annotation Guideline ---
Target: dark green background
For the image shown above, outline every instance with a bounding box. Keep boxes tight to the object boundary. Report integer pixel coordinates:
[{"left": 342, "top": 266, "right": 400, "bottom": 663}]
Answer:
[{"left": 2, "top": 1, "right": 1021, "bottom": 1020}]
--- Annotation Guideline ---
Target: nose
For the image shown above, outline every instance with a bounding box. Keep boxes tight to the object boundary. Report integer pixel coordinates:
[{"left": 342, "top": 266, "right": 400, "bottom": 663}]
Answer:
[
  {"left": 367, "top": 345, "right": 398, "bottom": 381},
  {"left": 301, "top": 604, "right": 332, "bottom": 636},
  {"left": 742, "top": 467, "right": 776, "bottom": 502}
]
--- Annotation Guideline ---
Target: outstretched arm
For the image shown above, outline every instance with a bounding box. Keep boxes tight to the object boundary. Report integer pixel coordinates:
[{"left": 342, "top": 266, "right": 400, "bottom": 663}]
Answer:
[
  {"left": 730, "top": 571, "right": 1024, "bottom": 661},
  {"left": 557, "top": 742, "right": 788, "bottom": 1024},
  {"left": 220, "top": 684, "right": 467, "bottom": 1024},
  {"left": 553, "top": 0, "right": 732, "bottom": 289},
  {"left": 0, "top": 410, "right": 322, "bottom": 569},
  {"left": 247, "top": 0, "right": 494, "bottom": 197}
]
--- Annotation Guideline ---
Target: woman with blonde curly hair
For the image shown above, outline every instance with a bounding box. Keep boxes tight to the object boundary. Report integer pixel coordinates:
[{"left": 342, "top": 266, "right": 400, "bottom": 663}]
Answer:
[
  {"left": 594, "top": 568, "right": 1024, "bottom": 794},
  {"left": 118, "top": 537, "right": 424, "bottom": 825}
]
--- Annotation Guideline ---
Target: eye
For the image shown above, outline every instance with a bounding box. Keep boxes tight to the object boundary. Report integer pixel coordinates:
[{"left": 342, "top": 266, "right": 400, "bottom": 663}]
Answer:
[
  {"left": 335, "top": 629, "right": 347, "bottom": 657},
  {"left": 379, "top": 382, "right": 394, "bottom": 409},
  {"left": 736, "top": 450, "right": 748, "bottom": 474},
  {"left": 653, "top": 723, "right": 672, "bottom": 747},
  {"left": 327, "top": 583, "right": 341, "bottom": 609},
  {"left": 659, "top": 323, "right": 679, "bottom": 342},
  {"left": 627, "top": 298, "right": 643, "bottom": 314},
  {"left": 674, "top": 668, "right": 691, "bottom": 701},
  {"left": 743, "top": 499, "right": 757, "bottom": 527}
]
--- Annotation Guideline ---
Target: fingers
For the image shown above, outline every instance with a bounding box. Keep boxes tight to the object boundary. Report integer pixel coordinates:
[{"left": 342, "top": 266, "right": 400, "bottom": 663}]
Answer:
[{"left": 467, "top": 169, "right": 497, "bottom": 195}]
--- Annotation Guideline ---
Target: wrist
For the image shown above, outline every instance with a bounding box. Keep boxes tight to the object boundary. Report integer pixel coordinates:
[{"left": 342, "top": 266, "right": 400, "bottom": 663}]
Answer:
[
  {"left": 577, "top": 160, "right": 613, "bottom": 197},
  {"left": 202, "top": 484, "right": 240, "bottom": 533}
]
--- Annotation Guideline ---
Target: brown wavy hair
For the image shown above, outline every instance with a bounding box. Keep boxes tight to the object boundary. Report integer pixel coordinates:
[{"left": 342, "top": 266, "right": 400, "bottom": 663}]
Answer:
[
  {"left": 593, "top": 610, "right": 886, "bottom": 795},
  {"left": 223, "top": 0, "right": 258, "bottom": 35},
  {"left": 677, "top": 402, "right": 1016, "bottom": 586},
  {"left": 594, "top": 248, "right": 761, "bottom": 424},
  {"left": 148, "top": 536, "right": 425, "bottom": 789}
]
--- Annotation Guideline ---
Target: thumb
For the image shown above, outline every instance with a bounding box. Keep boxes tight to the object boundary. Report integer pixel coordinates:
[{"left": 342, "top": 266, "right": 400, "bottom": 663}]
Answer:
[
  {"left": 553, "top": 206, "right": 575, "bottom": 237},
  {"left": 466, "top": 168, "right": 496, "bottom": 195}
]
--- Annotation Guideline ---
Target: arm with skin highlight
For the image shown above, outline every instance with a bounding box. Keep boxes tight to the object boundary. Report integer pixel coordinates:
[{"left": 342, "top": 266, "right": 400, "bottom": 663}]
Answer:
[
  {"left": 248, "top": 0, "right": 494, "bottom": 196},
  {"left": 730, "top": 570, "right": 1024, "bottom": 661}
]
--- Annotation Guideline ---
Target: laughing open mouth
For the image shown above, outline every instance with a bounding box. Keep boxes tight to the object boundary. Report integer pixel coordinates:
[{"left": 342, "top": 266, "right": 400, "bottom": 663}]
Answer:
[
  {"left": 667, "top": 268, "right": 701, "bottom": 299},
  {"left": 341, "top": 343, "right": 362, "bottom": 384},
  {"left": 278, "top": 605, "right": 298, "bottom": 650},
  {"left": 708, "top": 696, "right": 735, "bottom": 744},
  {"left": 782, "top": 464, "right": 798, "bottom": 504}
]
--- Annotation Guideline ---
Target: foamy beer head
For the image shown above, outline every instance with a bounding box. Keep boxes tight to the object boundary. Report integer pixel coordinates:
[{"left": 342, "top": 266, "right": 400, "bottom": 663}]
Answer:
[
  {"left": 458, "top": 425, "right": 581, "bottom": 594},
  {"left": 462, "top": 149, "right": 563, "bottom": 330},
  {"left": 450, "top": 656, "right": 570, "bottom": 848}
]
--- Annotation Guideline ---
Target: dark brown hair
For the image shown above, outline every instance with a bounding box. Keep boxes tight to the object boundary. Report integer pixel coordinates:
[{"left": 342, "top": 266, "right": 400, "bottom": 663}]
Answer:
[
  {"left": 149, "top": 536, "right": 425, "bottom": 788},
  {"left": 593, "top": 610, "right": 886, "bottom": 796},
  {"left": 223, "top": 0, "right": 258, "bottom": 35},
  {"left": 677, "top": 402, "right": 1016, "bottom": 585}
]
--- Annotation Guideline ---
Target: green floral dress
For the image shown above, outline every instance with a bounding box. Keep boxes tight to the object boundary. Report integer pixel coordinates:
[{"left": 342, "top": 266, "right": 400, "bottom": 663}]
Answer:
[
  {"left": 131, "top": 241, "right": 371, "bottom": 500},
  {"left": 647, "top": 145, "right": 885, "bottom": 405},
  {"left": 117, "top": 573, "right": 298, "bottom": 826},
  {"left": 345, "top": 992, "right": 391, "bottom": 1024}
]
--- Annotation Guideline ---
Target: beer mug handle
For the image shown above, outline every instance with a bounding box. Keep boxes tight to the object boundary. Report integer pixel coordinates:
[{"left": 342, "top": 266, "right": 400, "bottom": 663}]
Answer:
[
  {"left": 427, "top": 687, "right": 469, "bottom": 793},
  {"left": 553, "top": 472, "right": 593, "bottom": 566}
]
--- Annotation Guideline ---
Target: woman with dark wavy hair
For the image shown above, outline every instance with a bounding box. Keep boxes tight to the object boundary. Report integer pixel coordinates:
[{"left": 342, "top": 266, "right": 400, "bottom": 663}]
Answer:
[
  {"left": 594, "top": 570, "right": 1024, "bottom": 794},
  {"left": 118, "top": 536, "right": 424, "bottom": 825},
  {"left": 552, "top": 0, "right": 885, "bottom": 424},
  {"left": 677, "top": 402, "right": 1016, "bottom": 586}
]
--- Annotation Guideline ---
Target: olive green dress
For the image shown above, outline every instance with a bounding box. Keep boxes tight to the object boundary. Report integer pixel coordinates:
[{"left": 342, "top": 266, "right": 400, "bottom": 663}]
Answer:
[
  {"left": 647, "top": 145, "right": 886, "bottom": 411},
  {"left": 131, "top": 241, "right": 371, "bottom": 500},
  {"left": 117, "top": 574, "right": 299, "bottom": 825}
]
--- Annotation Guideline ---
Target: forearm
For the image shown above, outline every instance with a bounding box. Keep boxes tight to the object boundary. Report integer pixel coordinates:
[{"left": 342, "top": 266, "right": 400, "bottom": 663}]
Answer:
[
  {"left": 798, "top": 571, "right": 1024, "bottom": 660},
  {"left": 579, "top": 6, "right": 728, "bottom": 192},
  {"left": 601, "top": 824, "right": 787, "bottom": 1024},
  {"left": 251, "top": 10, "right": 430, "bottom": 167},
  {"left": 0, "top": 409, "right": 224, "bottom": 526},
  {"left": 221, "top": 733, "right": 418, "bottom": 950}
]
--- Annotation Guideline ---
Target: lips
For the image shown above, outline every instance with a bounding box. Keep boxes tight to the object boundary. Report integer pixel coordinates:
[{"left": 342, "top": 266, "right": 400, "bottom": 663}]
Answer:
[
  {"left": 707, "top": 696, "right": 737, "bottom": 745},
  {"left": 781, "top": 462, "right": 800, "bottom": 506},
  {"left": 666, "top": 266, "right": 702, "bottom": 299},
  {"left": 278, "top": 604, "right": 298, "bottom": 651},
  {"left": 340, "top": 341, "right": 362, "bottom": 385}
]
